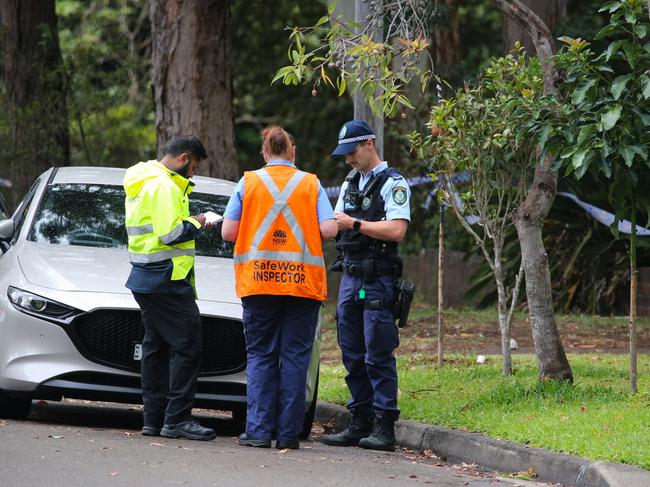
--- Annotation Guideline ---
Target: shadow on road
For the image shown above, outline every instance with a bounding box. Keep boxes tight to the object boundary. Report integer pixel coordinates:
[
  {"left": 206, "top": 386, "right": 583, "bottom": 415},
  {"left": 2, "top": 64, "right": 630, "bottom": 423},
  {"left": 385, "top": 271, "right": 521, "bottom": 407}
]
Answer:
[{"left": 26, "top": 400, "right": 244, "bottom": 437}]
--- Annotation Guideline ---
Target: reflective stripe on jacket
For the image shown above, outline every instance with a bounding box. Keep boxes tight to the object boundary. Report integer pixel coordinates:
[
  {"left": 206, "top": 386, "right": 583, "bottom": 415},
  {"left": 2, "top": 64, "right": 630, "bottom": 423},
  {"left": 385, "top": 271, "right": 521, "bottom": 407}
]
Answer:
[
  {"left": 123, "top": 160, "right": 201, "bottom": 290},
  {"left": 233, "top": 165, "right": 327, "bottom": 301}
]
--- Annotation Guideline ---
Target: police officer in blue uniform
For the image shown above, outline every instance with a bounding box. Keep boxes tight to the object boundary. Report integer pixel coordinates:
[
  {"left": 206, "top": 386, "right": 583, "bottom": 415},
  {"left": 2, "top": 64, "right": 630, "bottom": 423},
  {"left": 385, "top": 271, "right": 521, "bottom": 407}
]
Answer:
[{"left": 321, "top": 120, "right": 410, "bottom": 452}]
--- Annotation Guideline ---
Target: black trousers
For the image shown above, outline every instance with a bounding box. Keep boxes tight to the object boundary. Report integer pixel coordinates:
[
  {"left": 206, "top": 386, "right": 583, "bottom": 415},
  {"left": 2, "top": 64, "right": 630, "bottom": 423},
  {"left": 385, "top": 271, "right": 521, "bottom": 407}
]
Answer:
[{"left": 132, "top": 292, "right": 202, "bottom": 426}]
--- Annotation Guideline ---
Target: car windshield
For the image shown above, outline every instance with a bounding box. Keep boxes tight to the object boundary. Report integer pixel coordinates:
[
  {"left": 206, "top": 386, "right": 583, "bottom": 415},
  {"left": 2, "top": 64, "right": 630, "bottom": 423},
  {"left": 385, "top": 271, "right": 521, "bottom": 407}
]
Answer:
[{"left": 28, "top": 183, "right": 233, "bottom": 258}]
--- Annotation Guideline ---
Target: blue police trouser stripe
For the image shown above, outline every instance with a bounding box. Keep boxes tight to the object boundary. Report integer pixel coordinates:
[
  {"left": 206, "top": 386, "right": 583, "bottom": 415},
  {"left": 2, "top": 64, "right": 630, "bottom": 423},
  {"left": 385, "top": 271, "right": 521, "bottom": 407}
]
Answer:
[
  {"left": 241, "top": 294, "right": 320, "bottom": 441},
  {"left": 336, "top": 273, "right": 400, "bottom": 414}
]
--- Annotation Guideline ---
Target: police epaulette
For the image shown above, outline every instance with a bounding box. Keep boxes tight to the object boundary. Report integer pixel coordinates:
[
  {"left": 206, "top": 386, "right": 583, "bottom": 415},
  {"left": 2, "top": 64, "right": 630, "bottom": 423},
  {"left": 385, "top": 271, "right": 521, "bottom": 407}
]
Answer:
[
  {"left": 384, "top": 167, "right": 403, "bottom": 180},
  {"left": 345, "top": 169, "right": 359, "bottom": 182}
]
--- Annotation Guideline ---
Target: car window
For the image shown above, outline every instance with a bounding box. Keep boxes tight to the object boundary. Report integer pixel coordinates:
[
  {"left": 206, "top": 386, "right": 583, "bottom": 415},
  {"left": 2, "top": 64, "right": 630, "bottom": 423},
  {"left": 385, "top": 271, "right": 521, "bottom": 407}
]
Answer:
[
  {"left": 11, "top": 178, "right": 41, "bottom": 244},
  {"left": 28, "top": 183, "right": 234, "bottom": 258}
]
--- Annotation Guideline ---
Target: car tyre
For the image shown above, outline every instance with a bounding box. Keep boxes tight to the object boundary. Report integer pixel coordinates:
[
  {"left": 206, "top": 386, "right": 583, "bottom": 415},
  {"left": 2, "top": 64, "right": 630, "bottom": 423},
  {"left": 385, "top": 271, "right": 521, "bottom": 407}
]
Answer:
[
  {"left": 300, "top": 374, "right": 318, "bottom": 440},
  {"left": 0, "top": 392, "right": 32, "bottom": 419}
]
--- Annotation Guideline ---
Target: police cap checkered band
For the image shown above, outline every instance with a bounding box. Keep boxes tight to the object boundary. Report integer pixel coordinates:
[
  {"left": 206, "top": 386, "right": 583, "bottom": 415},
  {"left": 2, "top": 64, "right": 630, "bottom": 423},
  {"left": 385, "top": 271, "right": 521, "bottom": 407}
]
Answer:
[{"left": 337, "top": 134, "right": 376, "bottom": 145}]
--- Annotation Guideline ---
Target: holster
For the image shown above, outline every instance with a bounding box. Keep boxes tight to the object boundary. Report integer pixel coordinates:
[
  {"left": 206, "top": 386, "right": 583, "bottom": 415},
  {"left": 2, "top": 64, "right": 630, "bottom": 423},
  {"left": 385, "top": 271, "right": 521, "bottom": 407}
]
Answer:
[{"left": 393, "top": 280, "right": 415, "bottom": 328}]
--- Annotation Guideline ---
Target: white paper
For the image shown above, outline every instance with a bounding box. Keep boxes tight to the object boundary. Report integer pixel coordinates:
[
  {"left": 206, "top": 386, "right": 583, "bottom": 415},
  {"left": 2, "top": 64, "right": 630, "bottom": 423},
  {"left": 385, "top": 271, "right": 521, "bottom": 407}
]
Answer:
[{"left": 204, "top": 211, "right": 223, "bottom": 225}]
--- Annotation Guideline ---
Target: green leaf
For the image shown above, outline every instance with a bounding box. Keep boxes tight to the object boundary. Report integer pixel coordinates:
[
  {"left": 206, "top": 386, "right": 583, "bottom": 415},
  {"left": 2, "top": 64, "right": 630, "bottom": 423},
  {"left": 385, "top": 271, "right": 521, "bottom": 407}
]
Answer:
[
  {"left": 271, "top": 66, "right": 292, "bottom": 85},
  {"left": 596, "top": 158, "right": 612, "bottom": 178},
  {"left": 560, "top": 146, "right": 577, "bottom": 159},
  {"left": 315, "top": 15, "right": 329, "bottom": 27},
  {"left": 577, "top": 124, "right": 597, "bottom": 145},
  {"left": 620, "top": 146, "right": 635, "bottom": 166},
  {"left": 598, "top": 1, "right": 622, "bottom": 13},
  {"left": 595, "top": 23, "right": 620, "bottom": 39},
  {"left": 606, "top": 40, "right": 625, "bottom": 61},
  {"left": 337, "top": 76, "right": 346, "bottom": 97},
  {"left": 538, "top": 125, "right": 551, "bottom": 149},
  {"left": 635, "top": 24, "right": 647, "bottom": 39},
  {"left": 575, "top": 152, "right": 592, "bottom": 179},
  {"left": 633, "top": 106, "right": 650, "bottom": 125},
  {"left": 572, "top": 149, "right": 588, "bottom": 168},
  {"left": 572, "top": 78, "right": 597, "bottom": 104},
  {"left": 611, "top": 74, "right": 631, "bottom": 100},
  {"left": 328, "top": 0, "right": 338, "bottom": 14},
  {"left": 631, "top": 145, "right": 648, "bottom": 161},
  {"left": 601, "top": 104, "right": 622, "bottom": 130},
  {"left": 642, "top": 75, "right": 650, "bottom": 99}
]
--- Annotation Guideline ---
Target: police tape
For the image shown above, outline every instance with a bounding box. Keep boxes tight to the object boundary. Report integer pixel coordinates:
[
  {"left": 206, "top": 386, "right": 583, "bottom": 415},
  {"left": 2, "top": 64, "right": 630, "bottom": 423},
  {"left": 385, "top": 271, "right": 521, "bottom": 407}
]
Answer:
[{"left": 324, "top": 174, "right": 650, "bottom": 236}]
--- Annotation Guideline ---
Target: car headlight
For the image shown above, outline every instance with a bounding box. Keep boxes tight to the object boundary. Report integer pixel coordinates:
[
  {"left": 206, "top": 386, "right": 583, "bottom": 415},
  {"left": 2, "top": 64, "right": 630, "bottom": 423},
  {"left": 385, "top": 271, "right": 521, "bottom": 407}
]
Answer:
[{"left": 7, "top": 286, "right": 81, "bottom": 323}]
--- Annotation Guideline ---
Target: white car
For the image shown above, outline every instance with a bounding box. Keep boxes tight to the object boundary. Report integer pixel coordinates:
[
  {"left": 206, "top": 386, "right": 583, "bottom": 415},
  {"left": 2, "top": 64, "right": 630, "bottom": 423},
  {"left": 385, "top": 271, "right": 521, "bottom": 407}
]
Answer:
[{"left": 0, "top": 167, "right": 320, "bottom": 437}]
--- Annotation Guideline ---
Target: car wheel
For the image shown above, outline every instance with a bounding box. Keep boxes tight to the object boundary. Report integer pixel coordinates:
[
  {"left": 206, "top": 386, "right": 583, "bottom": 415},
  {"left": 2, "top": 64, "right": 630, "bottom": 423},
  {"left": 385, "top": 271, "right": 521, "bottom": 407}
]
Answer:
[
  {"left": 300, "top": 374, "right": 318, "bottom": 440},
  {"left": 0, "top": 392, "right": 32, "bottom": 419}
]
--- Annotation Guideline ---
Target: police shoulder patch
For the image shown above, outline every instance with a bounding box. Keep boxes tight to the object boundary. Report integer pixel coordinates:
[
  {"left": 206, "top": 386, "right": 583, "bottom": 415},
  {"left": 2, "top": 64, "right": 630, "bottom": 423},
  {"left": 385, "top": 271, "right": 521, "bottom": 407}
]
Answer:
[{"left": 392, "top": 186, "right": 407, "bottom": 206}]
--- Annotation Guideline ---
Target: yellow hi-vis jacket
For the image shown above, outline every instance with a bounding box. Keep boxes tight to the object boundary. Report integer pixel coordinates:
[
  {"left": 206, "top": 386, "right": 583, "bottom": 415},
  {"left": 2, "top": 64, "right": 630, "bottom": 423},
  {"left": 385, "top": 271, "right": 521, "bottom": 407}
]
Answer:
[{"left": 123, "top": 160, "right": 201, "bottom": 290}]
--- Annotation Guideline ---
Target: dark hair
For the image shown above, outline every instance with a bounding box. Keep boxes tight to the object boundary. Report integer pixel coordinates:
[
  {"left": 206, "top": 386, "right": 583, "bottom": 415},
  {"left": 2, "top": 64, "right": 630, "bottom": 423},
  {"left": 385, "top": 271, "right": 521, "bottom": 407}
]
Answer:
[
  {"left": 165, "top": 136, "right": 207, "bottom": 160},
  {"left": 261, "top": 126, "right": 291, "bottom": 157}
]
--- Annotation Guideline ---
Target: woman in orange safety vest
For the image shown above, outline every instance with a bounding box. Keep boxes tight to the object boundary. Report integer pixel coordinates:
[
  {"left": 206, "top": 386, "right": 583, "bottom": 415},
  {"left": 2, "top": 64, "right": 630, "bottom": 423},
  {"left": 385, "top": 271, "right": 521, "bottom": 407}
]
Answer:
[{"left": 222, "top": 126, "right": 337, "bottom": 449}]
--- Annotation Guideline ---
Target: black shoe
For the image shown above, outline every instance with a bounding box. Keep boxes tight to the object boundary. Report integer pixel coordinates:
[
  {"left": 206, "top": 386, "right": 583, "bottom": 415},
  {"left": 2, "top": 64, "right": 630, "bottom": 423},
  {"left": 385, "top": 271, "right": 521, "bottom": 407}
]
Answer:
[
  {"left": 160, "top": 419, "right": 216, "bottom": 441},
  {"left": 238, "top": 433, "right": 271, "bottom": 448},
  {"left": 320, "top": 410, "right": 373, "bottom": 447},
  {"left": 276, "top": 439, "right": 299, "bottom": 450},
  {"left": 141, "top": 425, "right": 161, "bottom": 436},
  {"left": 358, "top": 411, "right": 397, "bottom": 452}
]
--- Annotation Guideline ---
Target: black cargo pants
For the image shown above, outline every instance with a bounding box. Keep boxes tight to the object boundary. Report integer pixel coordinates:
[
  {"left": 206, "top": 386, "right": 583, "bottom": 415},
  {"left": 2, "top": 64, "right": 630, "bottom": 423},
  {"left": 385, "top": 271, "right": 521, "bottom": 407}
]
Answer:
[{"left": 132, "top": 292, "right": 202, "bottom": 427}]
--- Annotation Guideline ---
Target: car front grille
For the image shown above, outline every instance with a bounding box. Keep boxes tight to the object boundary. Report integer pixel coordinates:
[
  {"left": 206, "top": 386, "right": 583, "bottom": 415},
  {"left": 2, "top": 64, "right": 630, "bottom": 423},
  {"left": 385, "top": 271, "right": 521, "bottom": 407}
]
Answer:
[{"left": 72, "top": 309, "right": 246, "bottom": 375}]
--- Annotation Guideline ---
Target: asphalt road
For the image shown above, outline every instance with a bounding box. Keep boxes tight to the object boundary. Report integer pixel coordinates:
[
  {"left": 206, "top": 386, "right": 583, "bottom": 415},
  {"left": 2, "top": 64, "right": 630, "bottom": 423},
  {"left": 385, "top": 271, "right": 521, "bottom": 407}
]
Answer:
[{"left": 0, "top": 401, "right": 552, "bottom": 487}]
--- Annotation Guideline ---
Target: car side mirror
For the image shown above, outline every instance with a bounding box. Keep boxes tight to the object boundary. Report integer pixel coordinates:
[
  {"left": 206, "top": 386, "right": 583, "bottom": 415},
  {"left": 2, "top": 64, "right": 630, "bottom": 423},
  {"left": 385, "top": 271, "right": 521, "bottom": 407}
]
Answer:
[{"left": 0, "top": 219, "right": 14, "bottom": 240}]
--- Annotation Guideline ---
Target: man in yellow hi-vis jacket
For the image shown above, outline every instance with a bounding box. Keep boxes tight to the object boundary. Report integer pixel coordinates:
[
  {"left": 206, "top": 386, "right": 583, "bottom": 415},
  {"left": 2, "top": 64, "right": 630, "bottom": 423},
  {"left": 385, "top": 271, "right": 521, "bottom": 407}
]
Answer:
[{"left": 123, "top": 136, "right": 216, "bottom": 441}]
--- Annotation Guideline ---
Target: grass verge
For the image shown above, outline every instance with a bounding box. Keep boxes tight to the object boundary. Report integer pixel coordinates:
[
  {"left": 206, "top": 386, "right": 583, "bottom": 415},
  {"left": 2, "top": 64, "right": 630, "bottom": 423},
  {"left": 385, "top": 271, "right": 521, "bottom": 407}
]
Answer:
[{"left": 319, "top": 353, "right": 650, "bottom": 470}]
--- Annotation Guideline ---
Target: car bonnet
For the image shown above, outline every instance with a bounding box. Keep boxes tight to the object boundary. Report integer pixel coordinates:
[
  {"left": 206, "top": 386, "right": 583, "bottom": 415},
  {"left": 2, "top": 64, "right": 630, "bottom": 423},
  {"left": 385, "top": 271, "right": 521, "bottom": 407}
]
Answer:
[{"left": 17, "top": 242, "right": 240, "bottom": 304}]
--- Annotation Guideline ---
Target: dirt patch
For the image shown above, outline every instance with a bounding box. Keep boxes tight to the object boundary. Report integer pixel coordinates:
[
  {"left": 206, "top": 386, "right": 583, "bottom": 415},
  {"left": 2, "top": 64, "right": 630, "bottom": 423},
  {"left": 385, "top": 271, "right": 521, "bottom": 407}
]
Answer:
[{"left": 320, "top": 306, "right": 650, "bottom": 363}]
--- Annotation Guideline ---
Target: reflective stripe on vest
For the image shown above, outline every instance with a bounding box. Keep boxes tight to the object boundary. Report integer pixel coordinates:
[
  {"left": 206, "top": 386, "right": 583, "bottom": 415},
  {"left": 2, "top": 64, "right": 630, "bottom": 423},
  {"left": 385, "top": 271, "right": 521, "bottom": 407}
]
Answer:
[
  {"left": 129, "top": 248, "right": 195, "bottom": 263},
  {"left": 126, "top": 223, "right": 153, "bottom": 236},
  {"left": 235, "top": 168, "right": 325, "bottom": 268}
]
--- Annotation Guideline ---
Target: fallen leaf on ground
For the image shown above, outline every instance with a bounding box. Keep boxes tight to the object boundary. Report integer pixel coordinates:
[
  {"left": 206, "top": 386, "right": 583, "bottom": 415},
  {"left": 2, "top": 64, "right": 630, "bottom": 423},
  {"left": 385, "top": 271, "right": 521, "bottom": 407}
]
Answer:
[
  {"left": 0, "top": 420, "right": 7, "bottom": 427},
  {"left": 48, "top": 434, "right": 64, "bottom": 439},
  {"left": 149, "top": 442, "right": 165, "bottom": 447},
  {"left": 109, "top": 472, "right": 119, "bottom": 477}
]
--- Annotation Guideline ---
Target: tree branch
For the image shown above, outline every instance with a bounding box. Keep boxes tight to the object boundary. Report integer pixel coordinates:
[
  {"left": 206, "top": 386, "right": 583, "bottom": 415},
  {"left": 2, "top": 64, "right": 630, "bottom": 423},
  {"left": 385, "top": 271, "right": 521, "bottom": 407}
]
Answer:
[{"left": 492, "top": 0, "right": 557, "bottom": 95}]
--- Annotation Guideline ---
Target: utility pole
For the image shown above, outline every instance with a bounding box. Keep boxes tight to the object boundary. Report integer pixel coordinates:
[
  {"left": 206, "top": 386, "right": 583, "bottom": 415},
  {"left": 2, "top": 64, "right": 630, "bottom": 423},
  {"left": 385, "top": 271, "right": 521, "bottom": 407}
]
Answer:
[{"left": 354, "top": 0, "right": 384, "bottom": 158}]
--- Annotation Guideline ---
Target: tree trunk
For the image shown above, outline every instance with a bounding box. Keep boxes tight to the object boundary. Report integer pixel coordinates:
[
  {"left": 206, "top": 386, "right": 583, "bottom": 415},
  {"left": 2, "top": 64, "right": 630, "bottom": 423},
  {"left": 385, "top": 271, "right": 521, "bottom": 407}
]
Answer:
[
  {"left": 437, "top": 205, "right": 445, "bottom": 368},
  {"left": 150, "top": 0, "right": 238, "bottom": 180},
  {"left": 502, "top": 0, "right": 567, "bottom": 55},
  {"left": 354, "top": 0, "right": 384, "bottom": 158},
  {"left": 433, "top": 0, "right": 461, "bottom": 66},
  {"left": 493, "top": 0, "right": 573, "bottom": 382},
  {"left": 494, "top": 248, "right": 512, "bottom": 376},
  {"left": 0, "top": 0, "right": 69, "bottom": 208},
  {"left": 630, "top": 207, "right": 638, "bottom": 393}
]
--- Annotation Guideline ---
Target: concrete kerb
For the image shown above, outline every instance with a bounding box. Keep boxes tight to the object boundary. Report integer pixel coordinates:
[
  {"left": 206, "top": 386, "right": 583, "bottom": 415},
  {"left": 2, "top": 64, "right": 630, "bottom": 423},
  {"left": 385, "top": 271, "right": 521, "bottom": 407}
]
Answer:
[{"left": 315, "top": 401, "right": 650, "bottom": 487}]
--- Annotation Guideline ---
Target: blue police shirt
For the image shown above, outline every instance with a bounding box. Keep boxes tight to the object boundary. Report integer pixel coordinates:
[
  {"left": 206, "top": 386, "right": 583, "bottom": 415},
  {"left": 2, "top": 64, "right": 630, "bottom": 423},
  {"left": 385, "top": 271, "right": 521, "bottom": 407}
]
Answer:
[
  {"left": 224, "top": 160, "right": 335, "bottom": 223},
  {"left": 334, "top": 161, "right": 411, "bottom": 221}
]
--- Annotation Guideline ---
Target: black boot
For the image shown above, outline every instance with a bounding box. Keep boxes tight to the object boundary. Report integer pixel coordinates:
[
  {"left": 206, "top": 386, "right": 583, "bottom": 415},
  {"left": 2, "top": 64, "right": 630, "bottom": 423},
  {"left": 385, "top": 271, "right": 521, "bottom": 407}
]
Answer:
[
  {"left": 320, "top": 410, "right": 373, "bottom": 447},
  {"left": 358, "top": 411, "right": 396, "bottom": 452}
]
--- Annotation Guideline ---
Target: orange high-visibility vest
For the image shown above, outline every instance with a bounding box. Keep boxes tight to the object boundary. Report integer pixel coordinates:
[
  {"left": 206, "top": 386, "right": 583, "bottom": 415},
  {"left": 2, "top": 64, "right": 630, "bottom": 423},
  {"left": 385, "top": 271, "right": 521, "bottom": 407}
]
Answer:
[{"left": 233, "top": 165, "right": 327, "bottom": 301}]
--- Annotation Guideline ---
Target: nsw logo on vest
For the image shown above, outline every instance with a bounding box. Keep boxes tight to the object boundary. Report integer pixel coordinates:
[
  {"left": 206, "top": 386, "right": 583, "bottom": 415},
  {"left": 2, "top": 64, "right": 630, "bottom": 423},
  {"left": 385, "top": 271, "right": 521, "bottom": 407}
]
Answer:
[{"left": 272, "top": 229, "right": 287, "bottom": 246}]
